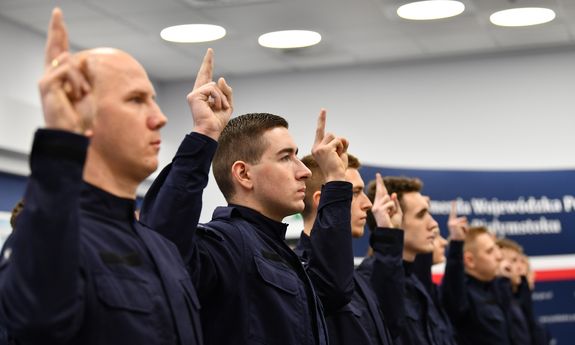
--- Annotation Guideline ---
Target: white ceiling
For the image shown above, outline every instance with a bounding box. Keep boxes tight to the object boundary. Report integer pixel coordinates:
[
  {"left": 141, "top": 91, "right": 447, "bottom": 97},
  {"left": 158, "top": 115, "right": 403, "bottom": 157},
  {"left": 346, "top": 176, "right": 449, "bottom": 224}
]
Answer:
[{"left": 1, "top": 0, "right": 575, "bottom": 81}]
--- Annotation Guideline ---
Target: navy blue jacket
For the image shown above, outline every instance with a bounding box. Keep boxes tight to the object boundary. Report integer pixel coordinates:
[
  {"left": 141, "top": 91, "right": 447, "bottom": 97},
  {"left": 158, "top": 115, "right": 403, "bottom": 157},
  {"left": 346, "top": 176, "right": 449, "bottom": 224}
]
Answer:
[
  {"left": 0, "top": 130, "right": 203, "bottom": 345},
  {"left": 296, "top": 234, "right": 393, "bottom": 345},
  {"left": 412, "top": 253, "right": 457, "bottom": 345},
  {"left": 441, "top": 240, "right": 513, "bottom": 345},
  {"left": 140, "top": 133, "right": 354, "bottom": 345},
  {"left": 369, "top": 228, "right": 457, "bottom": 345},
  {"left": 515, "top": 276, "right": 551, "bottom": 345}
]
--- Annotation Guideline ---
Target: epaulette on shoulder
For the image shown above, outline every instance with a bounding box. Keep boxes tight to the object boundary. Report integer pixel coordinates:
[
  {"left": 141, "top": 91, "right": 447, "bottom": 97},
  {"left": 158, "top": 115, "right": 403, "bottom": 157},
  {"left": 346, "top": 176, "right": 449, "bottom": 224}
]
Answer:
[{"left": 197, "top": 223, "right": 224, "bottom": 241}]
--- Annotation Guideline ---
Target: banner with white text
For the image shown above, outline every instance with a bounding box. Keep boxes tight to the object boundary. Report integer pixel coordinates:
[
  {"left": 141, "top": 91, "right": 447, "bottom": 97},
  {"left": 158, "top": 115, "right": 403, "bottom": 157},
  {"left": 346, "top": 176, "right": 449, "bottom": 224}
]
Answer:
[{"left": 357, "top": 166, "right": 575, "bottom": 344}]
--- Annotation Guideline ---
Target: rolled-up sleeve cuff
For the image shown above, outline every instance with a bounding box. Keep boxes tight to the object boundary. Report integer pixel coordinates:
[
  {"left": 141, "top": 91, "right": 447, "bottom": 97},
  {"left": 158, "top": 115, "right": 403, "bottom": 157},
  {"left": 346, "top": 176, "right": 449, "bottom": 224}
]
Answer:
[
  {"left": 370, "top": 228, "right": 404, "bottom": 255},
  {"left": 31, "top": 129, "right": 89, "bottom": 164}
]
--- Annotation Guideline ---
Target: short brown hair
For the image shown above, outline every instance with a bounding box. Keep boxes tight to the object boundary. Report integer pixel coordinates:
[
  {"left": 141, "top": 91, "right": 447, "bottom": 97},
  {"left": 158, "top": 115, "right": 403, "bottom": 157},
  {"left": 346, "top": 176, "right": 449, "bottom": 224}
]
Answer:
[
  {"left": 496, "top": 238, "right": 524, "bottom": 254},
  {"left": 463, "top": 226, "right": 491, "bottom": 253},
  {"left": 301, "top": 153, "right": 360, "bottom": 218},
  {"left": 366, "top": 176, "right": 422, "bottom": 230},
  {"left": 213, "top": 113, "right": 289, "bottom": 200}
]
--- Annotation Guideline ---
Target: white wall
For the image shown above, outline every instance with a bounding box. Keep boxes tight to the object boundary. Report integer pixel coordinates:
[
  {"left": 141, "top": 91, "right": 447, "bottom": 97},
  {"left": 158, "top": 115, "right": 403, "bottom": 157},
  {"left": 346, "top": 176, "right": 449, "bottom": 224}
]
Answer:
[
  {"left": 0, "top": 18, "right": 45, "bottom": 175},
  {"left": 158, "top": 48, "right": 575, "bottom": 222},
  {"left": 2, "top": 15, "right": 575, "bottom": 222}
]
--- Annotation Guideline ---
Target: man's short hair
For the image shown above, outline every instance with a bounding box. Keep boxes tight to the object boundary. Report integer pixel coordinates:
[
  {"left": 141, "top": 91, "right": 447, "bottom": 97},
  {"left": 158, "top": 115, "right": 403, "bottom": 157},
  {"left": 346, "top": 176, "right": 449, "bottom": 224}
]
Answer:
[
  {"left": 463, "top": 226, "right": 491, "bottom": 253},
  {"left": 213, "top": 113, "right": 289, "bottom": 200},
  {"left": 301, "top": 153, "right": 360, "bottom": 218},
  {"left": 10, "top": 198, "right": 25, "bottom": 230},
  {"left": 366, "top": 176, "right": 423, "bottom": 230},
  {"left": 496, "top": 238, "right": 524, "bottom": 254}
]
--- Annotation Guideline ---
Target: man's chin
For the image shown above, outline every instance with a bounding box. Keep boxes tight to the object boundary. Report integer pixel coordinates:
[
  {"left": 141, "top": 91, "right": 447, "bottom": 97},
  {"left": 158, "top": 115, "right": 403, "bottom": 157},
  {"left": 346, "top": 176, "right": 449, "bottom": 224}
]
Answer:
[
  {"left": 351, "top": 227, "right": 364, "bottom": 238},
  {"left": 293, "top": 201, "right": 305, "bottom": 213},
  {"left": 417, "top": 245, "right": 435, "bottom": 254}
]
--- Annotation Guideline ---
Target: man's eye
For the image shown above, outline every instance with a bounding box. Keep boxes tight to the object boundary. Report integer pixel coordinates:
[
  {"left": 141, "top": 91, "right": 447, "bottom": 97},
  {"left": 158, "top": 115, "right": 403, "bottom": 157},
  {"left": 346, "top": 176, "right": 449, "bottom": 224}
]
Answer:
[{"left": 130, "top": 97, "right": 145, "bottom": 104}]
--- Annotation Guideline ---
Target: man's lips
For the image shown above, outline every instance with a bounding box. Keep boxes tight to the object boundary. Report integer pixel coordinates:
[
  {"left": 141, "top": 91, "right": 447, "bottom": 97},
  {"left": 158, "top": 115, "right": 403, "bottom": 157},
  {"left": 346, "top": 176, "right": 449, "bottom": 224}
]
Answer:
[{"left": 151, "top": 139, "right": 161, "bottom": 149}]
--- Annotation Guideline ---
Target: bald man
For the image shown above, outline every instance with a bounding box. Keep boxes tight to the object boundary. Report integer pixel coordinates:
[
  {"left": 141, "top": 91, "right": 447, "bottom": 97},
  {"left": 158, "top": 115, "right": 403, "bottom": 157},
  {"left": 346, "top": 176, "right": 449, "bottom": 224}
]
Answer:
[{"left": 0, "top": 8, "right": 232, "bottom": 345}]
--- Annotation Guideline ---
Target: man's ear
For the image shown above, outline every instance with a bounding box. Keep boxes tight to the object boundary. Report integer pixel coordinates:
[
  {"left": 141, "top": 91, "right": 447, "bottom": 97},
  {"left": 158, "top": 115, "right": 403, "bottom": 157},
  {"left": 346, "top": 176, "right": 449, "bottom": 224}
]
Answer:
[
  {"left": 312, "top": 190, "right": 322, "bottom": 209},
  {"left": 463, "top": 250, "right": 474, "bottom": 269},
  {"left": 231, "top": 161, "right": 253, "bottom": 191}
]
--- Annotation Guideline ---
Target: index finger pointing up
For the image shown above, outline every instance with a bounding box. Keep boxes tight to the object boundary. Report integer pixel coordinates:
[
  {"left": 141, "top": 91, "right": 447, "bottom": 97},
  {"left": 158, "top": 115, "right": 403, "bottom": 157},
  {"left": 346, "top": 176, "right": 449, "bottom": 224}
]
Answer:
[
  {"left": 375, "top": 173, "right": 389, "bottom": 198},
  {"left": 193, "top": 48, "right": 214, "bottom": 90},
  {"left": 44, "top": 8, "right": 69, "bottom": 70},
  {"left": 450, "top": 200, "right": 458, "bottom": 220},
  {"left": 314, "top": 108, "right": 326, "bottom": 147}
]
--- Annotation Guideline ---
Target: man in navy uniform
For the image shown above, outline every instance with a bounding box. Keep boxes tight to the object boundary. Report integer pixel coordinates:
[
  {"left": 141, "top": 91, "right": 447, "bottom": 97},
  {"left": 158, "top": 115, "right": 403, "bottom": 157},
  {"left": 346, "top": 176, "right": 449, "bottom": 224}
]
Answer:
[
  {"left": 366, "top": 176, "right": 457, "bottom": 345},
  {"left": 141, "top": 108, "right": 354, "bottom": 345},
  {"left": 297, "top": 155, "right": 395, "bottom": 345},
  {"left": 0, "top": 8, "right": 232, "bottom": 345},
  {"left": 441, "top": 219, "right": 514, "bottom": 345}
]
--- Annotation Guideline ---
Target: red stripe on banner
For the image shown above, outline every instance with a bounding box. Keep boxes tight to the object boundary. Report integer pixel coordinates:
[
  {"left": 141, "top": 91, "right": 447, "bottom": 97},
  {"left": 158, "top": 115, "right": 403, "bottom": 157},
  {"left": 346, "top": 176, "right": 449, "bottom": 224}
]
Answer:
[
  {"left": 432, "top": 274, "right": 443, "bottom": 285},
  {"left": 432, "top": 268, "right": 575, "bottom": 284},
  {"left": 535, "top": 269, "right": 575, "bottom": 282}
]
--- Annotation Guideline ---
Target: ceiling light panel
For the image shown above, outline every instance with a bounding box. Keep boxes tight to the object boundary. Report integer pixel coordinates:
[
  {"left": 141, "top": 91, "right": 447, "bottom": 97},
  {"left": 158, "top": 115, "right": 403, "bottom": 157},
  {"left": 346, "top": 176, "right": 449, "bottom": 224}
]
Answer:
[
  {"left": 397, "top": 0, "right": 465, "bottom": 20},
  {"left": 258, "top": 30, "right": 322, "bottom": 49},
  {"left": 161, "top": 24, "right": 226, "bottom": 43},
  {"left": 490, "top": 7, "right": 556, "bottom": 27}
]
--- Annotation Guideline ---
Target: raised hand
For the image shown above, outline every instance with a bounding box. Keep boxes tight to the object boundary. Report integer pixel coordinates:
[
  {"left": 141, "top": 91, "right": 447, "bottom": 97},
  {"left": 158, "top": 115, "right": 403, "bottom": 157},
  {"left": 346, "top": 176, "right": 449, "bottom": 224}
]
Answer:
[
  {"left": 371, "top": 173, "right": 403, "bottom": 228},
  {"left": 497, "top": 253, "right": 513, "bottom": 279},
  {"left": 38, "top": 8, "right": 91, "bottom": 134},
  {"left": 188, "top": 48, "right": 233, "bottom": 140},
  {"left": 447, "top": 200, "right": 468, "bottom": 241},
  {"left": 311, "top": 109, "right": 348, "bottom": 182}
]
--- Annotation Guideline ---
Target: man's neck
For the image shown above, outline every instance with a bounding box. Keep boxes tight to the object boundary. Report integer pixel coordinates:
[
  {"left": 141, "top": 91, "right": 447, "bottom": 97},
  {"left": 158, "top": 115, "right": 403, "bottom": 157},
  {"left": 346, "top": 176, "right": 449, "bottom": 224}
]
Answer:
[
  {"left": 83, "top": 156, "right": 139, "bottom": 199},
  {"left": 464, "top": 269, "right": 494, "bottom": 283},
  {"left": 303, "top": 216, "right": 315, "bottom": 236},
  {"left": 227, "top": 196, "right": 285, "bottom": 222},
  {"left": 403, "top": 249, "right": 416, "bottom": 262}
]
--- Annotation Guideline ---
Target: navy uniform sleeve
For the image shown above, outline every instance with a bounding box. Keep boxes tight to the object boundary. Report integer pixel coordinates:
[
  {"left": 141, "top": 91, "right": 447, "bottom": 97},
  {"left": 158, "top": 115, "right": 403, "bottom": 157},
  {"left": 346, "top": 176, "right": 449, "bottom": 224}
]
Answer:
[
  {"left": 0, "top": 129, "right": 88, "bottom": 343},
  {"left": 440, "top": 240, "right": 470, "bottom": 321},
  {"left": 294, "top": 232, "right": 311, "bottom": 262},
  {"left": 515, "top": 276, "right": 545, "bottom": 345},
  {"left": 493, "top": 277, "right": 513, "bottom": 315},
  {"left": 140, "top": 132, "right": 217, "bottom": 263},
  {"left": 369, "top": 228, "right": 406, "bottom": 340},
  {"left": 306, "top": 181, "right": 354, "bottom": 314}
]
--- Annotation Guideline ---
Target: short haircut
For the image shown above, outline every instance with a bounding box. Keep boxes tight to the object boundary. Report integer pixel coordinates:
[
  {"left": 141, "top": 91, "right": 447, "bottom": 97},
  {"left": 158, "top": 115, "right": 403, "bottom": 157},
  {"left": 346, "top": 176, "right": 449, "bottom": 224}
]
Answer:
[
  {"left": 496, "top": 238, "right": 524, "bottom": 254},
  {"left": 213, "top": 113, "right": 289, "bottom": 200},
  {"left": 366, "top": 176, "right": 423, "bottom": 230},
  {"left": 301, "top": 153, "right": 360, "bottom": 218},
  {"left": 10, "top": 198, "right": 25, "bottom": 230},
  {"left": 463, "top": 226, "right": 491, "bottom": 253}
]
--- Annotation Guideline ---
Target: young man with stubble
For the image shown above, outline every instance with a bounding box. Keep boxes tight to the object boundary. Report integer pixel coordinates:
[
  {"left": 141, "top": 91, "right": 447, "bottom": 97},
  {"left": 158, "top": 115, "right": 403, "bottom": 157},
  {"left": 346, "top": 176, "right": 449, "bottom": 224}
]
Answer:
[
  {"left": 297, "top": 154, "right": 395, "bottom": 345},
  {"left": 366, "top": 176, "right": 457, "bottom": 345},
  {"left": 140, "top": 110, "right": 355, "bottom": 345}
]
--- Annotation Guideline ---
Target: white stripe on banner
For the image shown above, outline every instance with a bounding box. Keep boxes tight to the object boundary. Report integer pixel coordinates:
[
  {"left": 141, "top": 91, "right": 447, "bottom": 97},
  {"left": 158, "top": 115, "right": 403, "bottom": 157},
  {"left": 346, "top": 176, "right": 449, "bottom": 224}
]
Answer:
[
  {"left": 430, "top": 254, "right": 575, "bottom": 274},
  {"left": 354, "top": 255, "right": 575, "bottom": 273}
]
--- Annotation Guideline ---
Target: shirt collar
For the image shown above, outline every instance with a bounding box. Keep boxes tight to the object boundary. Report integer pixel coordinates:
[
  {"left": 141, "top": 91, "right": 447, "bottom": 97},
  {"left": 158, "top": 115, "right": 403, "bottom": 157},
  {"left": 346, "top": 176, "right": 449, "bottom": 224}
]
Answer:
[
  {"left": 466, "top": 273, "right": 493, "bottom": 290},
  {"left": 81, "top": 182, "right": 136, "bottom": 222},
  {"left": 227, "top": 204, "right": 289, "bottom": 241}
]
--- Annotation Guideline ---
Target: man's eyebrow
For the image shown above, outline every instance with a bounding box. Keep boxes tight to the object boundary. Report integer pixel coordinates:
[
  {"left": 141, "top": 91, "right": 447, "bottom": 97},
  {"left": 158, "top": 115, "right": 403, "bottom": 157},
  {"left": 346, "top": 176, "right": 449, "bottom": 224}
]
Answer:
[{"left": 276, "top": 147, "right": 298, "bottom": 156}]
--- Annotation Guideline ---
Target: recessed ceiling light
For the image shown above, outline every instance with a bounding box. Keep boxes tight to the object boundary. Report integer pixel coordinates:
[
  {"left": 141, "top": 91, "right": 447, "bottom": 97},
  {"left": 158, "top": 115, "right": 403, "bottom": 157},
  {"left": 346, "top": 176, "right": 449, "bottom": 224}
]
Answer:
[
  {"left": 258, "top": 30, "right": 321, "bottom": 49},
  {"left": 490, "top": 7, "right": 556, "bottom": 27},
  {"left": 160, "top": 24, "right": 226, "bottom": 43},
  {"left": 397, "top": 0, "right": 465, "bottom": 20}
]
